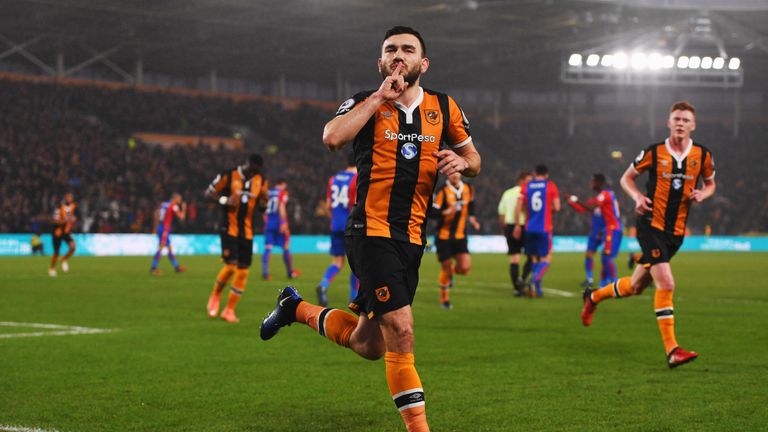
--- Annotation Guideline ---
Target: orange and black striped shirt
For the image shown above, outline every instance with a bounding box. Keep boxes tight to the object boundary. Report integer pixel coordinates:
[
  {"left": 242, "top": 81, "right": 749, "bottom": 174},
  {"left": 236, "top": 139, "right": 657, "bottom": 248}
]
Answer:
[
  {"left": 336, "top": 87, "right": 472, "bottom": 245},
  {"left": 207, "top": 167, "right": 268, "bottom": 240},
  {"left": 52, "top": 202, "right": 77, "bottom": 236},
  {"left": 433, "top": 180, "right": 475, "bottom": 240},
  {"left": 632, "top": 139, "right": 715, "bottom": 236}
]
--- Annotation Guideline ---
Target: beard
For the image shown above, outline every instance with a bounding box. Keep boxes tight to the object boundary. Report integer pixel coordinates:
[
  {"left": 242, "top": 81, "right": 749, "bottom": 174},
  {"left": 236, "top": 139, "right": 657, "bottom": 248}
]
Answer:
[{"left": 381, "top": 62, "right": 421, "bottom": 86}]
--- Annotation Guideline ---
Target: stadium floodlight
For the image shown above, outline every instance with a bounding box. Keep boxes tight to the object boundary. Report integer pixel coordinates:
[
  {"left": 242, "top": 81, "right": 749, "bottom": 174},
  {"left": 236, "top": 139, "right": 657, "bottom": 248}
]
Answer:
[
  {"left": 631, "top": 53, "right": 648, "bottom": 70},
  {"left": 563, "top": 52, "right": 743, "bottom": 88},
  {"left": 647, "top": 53, "right": 663, "bottom": 70},
  {"left": 613, "top": 52, "right": 629, "bottom": 69}
]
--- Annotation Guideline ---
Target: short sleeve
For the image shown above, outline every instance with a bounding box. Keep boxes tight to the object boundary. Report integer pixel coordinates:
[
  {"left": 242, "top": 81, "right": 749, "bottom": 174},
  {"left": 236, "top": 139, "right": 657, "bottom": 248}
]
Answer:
[
  {"left": 433, "top": 189, "right": 445, "bottom": 209},
  {"left": 702, "top": 150, "right": 715, "bottom": 180},
  {"left": 632, "top": 147, "right": 653, "bottom": 174},
  {"left": 335, "top": 91, "right": 374, "bottom": 116},
  {"left": 444, "top": 96, "right": 471, "bottom": 148},
  {"left": 327, "top": 177, "right": 334, "bottom": 201},
  {"left": 207, "top": 172, "right": 229, "bottom": 194},
  {"left": 349, "top": 175, "right": 358, "bottom": 206},
  {"left": 497, "top": 191, "right": 508, "bottom": 215},
  {"left": 549, "top": 182, "right": 560, "bottom": 200}
]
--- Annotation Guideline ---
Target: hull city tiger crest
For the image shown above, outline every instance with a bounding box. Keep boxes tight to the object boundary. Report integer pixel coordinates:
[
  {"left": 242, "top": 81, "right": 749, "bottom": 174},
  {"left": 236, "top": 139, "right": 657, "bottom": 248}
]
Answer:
[{"left": 425, "top": 110, "right": 440, "bottom": 125}]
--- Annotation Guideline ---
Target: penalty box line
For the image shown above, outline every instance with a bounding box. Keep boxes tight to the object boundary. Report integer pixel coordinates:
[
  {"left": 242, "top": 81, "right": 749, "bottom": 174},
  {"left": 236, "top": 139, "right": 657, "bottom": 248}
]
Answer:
[{"left": 0, "top": 322, "right": 116, "bottom": 339}]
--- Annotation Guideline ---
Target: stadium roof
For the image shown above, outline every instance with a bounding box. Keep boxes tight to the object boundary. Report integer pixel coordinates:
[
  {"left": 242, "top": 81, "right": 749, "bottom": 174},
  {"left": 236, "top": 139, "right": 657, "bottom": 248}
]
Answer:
[{"left": 2, "top": 0, "right": 768, "bottom": 91}]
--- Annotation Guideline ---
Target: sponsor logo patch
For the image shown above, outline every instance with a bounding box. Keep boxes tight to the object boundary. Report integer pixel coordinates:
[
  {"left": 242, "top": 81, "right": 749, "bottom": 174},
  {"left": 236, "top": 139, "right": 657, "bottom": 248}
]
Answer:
[
  {"left": 401, "top": 143, "right": 418, "bottom": 160},
  {"left": 672, "top": 178, "right": 683, "bottom": 190},
  {"left": 382, "top": 110, "right": 393, "bottom": 119},
  {"left": 652, "top": 249, "right": 661, "bottom": 258},
  {"left": 375, "top": 286, "right": 390, "bottom": 302}
]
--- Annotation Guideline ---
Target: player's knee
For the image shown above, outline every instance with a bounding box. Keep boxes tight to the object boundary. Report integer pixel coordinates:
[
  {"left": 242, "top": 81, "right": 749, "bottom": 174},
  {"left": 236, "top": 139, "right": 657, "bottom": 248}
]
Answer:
[
  {"left": 455, "top": 265, "right": 470, "bottom": 275},
  {"left": 360, "top": 343, "right": 386, "bottom": 361},
  {"left": 351, "top": 335, "right": 385, "bottom": 360},
  {"left": 387, "top": 323, "right": 414, "bottom": 344}
]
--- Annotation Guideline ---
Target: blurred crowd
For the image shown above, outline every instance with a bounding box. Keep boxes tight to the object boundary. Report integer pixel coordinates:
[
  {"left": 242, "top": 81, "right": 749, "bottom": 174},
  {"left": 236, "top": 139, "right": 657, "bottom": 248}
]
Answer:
[{"left": 1, "top": 78, "right": 765, "bottom": 236}]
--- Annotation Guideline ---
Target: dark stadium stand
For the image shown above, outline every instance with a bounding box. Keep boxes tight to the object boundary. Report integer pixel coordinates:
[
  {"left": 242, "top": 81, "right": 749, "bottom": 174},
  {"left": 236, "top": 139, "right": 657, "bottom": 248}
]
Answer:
[{"left": 1, "top": 77, "right": 765, "bottom": 235}]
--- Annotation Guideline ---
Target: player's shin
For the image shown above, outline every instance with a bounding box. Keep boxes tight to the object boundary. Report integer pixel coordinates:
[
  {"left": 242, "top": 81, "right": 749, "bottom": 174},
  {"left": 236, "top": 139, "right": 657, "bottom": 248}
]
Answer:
[
  {"left": 584, "top": 256, "right": 594, "bottom": 282},
  {"left": 213, "top": 264, "right": 236, "bottom": 295},
  {"left": 224, "top": 268, "right": 249, "bottom": 312},
  {"left": 151, "top": 250, "right": 162, "bottom": 270},
  {"left": 261, "top": 250, "right": 271, "bottom": 277},
  {"left": 320, "top": 263, "right": 341, "bottom": 289},
  {"left": 522, "top": 257, "right": 532, "bottom": 281},
  {"left": 295, "top": 302, "right": 356, "bottom": 348},
  {"left": 600, "top": 254, "right": 617, "bottom": 285},
  {"left": 386, "top": 352, "right": 429, "bottom": 432},
  {"left": 510, "top": 263, "right": 519, "bottom": 285},
  {"left": 654, "top": 289, "right": 678, "bottom": 354},
  {"left": 590, "top": 276, "right": 633, "bottom": 303},
  {"left": 438, "top": 267, "right": 451, "bottom": 304},
  {"left": 282, "top": 250, "right": 294, "bottom": 275},
  {"left": 168, "top": 250, "right": 180, "bottom": 269}
]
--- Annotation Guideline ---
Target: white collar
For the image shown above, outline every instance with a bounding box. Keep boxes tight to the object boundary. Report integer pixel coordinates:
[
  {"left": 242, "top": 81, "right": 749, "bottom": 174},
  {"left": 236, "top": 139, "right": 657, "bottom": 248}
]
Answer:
[
  {"left": 393, "top": 87, "right": 424, "bottom": 125},
  {"left": 447, "top": 180, "right": 464, "bottom": 197},
  {"left": 665, "top": 138, "right": 693, "bottom": 169}
]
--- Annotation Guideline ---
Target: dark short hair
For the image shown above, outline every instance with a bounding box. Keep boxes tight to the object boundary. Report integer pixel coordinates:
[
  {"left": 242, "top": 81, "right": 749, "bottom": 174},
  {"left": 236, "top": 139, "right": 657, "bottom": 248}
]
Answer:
[
  {"left": 517, "top": 171, "right": 531, "bottom": 182},
  {"left": 534, "top": 164, "right": 548, "bottom": 176},
  {"left": 276, "top": 178, "right": 287, "bottom": 185},
  {"left": 670, "top": 101, "right": 696, "bottom": 116},
  {"left": 249, "top": 154, "right": 263, "bottom": 167},
  {"left": 384, "top": 26, "right": 426, "bottom": 56},
  {"left": 592, "top": 173, "right": 606, "bottom": 184}
]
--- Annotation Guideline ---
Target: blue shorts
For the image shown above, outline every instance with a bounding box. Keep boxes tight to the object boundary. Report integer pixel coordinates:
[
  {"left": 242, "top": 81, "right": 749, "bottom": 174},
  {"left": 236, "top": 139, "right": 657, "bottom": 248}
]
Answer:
[
  {"left": 264, "top": 229, "right": 288, "bottom": 249},
  {"left": 602, "top": 229, "right": 623, "bottom": 258},
  {"left": 330, "top": 231, "right": 346, "bottom": 256},
  {"left": 586, "top": 229, "right": 604, "bottom": 253},
  {"left": 525, "top": 231, "right": 552, "bottom": 258}
]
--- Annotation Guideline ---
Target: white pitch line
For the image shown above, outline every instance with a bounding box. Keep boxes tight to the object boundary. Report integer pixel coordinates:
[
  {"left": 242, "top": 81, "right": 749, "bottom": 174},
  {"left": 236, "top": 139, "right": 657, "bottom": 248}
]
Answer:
[
  {"left": 0, "top": 322, "right": 115, "bottom": 339},
  {"left": 0, "top": 425, "right": 60, "bottom": 432},
  {"left": 541, "top": 288, "right": 578, "bottom": 298}
]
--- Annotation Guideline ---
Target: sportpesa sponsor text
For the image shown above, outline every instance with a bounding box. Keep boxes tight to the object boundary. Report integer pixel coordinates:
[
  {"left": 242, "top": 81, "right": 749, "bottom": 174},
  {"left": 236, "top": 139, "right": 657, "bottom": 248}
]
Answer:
[{"left": 384, "top": 130, "right": 437, "bottom": 143}]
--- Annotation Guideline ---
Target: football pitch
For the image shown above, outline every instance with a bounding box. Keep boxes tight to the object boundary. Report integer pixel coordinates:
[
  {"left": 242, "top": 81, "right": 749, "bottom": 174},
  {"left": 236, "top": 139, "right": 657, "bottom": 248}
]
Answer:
[{"left": 1, "top": 252, "right": 767, "bottom": 432}]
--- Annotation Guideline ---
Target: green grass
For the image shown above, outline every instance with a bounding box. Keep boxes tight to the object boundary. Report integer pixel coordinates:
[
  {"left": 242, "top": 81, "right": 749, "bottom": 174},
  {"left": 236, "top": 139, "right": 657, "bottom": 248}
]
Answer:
[{"left": 1, "top": 252, "right": 767, "bottom": 431}]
